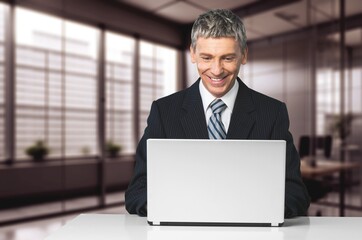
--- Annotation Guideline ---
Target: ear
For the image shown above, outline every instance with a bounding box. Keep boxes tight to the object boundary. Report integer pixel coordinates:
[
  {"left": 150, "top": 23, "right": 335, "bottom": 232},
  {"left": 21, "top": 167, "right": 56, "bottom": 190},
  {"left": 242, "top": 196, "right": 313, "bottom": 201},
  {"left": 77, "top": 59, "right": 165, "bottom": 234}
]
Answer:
[
  {"left": 241, "top": 47, "right": 248, "bottom": 65},
  {"left": 190, "top": 45, "right": 196, "bottom": 63}
]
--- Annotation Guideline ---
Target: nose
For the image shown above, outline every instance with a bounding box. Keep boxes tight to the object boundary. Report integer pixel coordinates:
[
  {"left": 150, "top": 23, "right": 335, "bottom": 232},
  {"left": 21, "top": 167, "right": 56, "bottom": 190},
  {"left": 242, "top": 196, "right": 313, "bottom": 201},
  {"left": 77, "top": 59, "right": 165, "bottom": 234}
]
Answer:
[{"left": 210, "top": 60, "right": 223, "bottom": 76}]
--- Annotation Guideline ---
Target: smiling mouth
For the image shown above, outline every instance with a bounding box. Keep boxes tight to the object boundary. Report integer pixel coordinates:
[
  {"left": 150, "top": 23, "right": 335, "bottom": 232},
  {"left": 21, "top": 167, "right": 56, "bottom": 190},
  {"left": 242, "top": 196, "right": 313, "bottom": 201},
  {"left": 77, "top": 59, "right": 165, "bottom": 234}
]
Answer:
[{"left": 208, "top": 76, "right": 227, "bottom": 82}]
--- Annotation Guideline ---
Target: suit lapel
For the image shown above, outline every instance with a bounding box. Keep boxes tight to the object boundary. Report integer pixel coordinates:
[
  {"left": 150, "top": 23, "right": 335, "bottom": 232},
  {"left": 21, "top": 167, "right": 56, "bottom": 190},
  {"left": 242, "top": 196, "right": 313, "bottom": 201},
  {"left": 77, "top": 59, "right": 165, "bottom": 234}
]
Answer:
[
  {"left": 227, "top": 79, "right": 256, "bottom": 139},
  {"left": 180, "top": 79, "right": 209, "bottom": 139}
]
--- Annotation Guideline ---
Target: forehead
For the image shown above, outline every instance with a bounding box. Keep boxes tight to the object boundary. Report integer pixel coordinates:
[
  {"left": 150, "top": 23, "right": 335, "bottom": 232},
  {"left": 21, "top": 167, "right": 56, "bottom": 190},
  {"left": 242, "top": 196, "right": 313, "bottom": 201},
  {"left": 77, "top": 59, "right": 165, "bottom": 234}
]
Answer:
[{"left": 195, "top": 37, "right": 241, "bottom": 53}]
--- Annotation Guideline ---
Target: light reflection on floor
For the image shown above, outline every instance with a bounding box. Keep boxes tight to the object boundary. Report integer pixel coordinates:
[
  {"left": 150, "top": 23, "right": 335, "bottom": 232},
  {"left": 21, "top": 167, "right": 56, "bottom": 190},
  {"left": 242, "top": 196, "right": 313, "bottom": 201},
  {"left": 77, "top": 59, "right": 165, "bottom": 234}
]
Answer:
[
  {"left": 0, "top": 206, "right": 127, "bottom": 240},
  {"left": 0, "top": 192, "right": 126, "bottom": 240}
]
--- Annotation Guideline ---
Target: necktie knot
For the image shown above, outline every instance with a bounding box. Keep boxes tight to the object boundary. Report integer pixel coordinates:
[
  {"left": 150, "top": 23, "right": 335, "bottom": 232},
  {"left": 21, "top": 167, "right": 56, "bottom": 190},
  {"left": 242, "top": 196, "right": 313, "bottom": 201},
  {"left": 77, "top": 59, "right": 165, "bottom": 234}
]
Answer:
[{"left": 210, "top": 99, "right": 227, "bottom": 114}]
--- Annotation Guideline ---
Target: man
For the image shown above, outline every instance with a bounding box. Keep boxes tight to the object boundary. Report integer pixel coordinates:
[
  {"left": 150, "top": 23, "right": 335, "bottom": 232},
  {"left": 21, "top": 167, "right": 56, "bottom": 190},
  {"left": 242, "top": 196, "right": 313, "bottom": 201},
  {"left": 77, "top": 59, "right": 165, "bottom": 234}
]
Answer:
[{"left": 125, "top": 9, "right": 310, "bottom": 218}]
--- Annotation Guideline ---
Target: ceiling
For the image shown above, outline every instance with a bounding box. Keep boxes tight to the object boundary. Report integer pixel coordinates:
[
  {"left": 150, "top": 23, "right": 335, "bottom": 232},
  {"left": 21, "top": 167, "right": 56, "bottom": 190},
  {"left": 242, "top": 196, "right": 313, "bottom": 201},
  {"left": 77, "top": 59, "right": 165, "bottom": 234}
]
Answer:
[
  {"left": 118, "top": 0, "right": 256, "bottom": 23},
  {"left": 116, "top": 0, "right": 362, "bottom": 45}
]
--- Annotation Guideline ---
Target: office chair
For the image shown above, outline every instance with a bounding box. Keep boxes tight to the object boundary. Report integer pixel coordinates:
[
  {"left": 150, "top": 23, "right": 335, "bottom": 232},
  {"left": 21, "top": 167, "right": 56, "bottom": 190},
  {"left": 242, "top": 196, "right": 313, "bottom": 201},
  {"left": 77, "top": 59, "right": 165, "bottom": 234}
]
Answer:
[
  {"left": 299, "top": 135, "right": 332, "bottom": 159},
  {"left": 299, "top": 135, "right": 333, "bottom": 216}
]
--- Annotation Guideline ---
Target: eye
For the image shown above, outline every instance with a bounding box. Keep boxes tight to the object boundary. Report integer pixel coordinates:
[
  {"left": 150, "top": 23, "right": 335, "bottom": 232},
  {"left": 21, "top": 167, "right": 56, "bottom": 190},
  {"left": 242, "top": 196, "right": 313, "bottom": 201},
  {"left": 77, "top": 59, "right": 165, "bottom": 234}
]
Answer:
[
  {"left": 224, "top": 56, "right": 235, "bottom": 62},
  {"left": 201, "top": 56, "right": 211, "bottom": 61}
]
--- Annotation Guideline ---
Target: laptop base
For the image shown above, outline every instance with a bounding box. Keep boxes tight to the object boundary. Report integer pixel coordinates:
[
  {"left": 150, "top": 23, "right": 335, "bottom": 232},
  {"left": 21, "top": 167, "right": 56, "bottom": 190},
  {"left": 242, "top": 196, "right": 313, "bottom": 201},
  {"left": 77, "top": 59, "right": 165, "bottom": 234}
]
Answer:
[{"left": 148, "top": 221, "right": 284, "bottom": 227}]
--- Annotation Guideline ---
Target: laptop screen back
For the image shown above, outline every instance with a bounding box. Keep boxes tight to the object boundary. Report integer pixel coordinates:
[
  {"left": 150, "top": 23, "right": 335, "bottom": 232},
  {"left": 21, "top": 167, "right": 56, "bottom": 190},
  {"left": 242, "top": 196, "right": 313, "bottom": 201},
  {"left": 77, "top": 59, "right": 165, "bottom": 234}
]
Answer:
[{"left": 147, "top": 139, "right": 286, "bottom": 227}]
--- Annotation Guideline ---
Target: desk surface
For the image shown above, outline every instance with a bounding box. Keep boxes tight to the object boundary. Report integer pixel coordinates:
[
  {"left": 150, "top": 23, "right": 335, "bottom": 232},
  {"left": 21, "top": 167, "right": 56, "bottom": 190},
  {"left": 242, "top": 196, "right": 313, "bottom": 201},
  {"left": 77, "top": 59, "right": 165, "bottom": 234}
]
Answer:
[
  {"left": 45, "top": 214, "right": 362, "bottom": 240},
  {"left": 300, "top": 159, "right": 360, "bottom": 178}
]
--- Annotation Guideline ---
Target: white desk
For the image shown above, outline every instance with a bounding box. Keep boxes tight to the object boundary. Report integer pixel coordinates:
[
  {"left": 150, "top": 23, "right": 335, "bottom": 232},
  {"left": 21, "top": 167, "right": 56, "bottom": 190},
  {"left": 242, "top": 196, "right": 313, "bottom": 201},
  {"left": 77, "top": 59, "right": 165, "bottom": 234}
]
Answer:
[{"left": 45, "top": 214, "right": 362, "bottom": 240}]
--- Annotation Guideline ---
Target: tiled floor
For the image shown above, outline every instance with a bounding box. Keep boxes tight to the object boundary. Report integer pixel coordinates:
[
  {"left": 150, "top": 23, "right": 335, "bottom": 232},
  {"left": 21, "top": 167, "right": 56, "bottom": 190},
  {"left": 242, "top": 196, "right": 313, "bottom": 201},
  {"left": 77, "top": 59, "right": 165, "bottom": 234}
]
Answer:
[{"left": 0, "top": 191, "right": 362, "bottom": 240}]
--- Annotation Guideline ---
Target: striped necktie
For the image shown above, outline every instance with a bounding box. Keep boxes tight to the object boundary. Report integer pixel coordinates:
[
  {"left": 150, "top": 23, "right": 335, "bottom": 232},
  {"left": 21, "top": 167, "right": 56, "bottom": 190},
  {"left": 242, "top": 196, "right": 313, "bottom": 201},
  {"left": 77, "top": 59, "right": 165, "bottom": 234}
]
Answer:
[{"left": 208, "top": 99, "right": 227, "bottom": 139}]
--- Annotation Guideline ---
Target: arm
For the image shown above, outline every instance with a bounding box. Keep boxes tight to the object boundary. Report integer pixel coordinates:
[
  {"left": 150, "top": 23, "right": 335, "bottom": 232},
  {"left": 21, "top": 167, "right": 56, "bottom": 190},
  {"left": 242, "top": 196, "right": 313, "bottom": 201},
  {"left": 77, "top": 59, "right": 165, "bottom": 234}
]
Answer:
[
  {"left": 125, "top": 101, "right": 165, "bottom": 216},
  {"left": 271, "top": 103, "right": 310, "bottom": 218}
]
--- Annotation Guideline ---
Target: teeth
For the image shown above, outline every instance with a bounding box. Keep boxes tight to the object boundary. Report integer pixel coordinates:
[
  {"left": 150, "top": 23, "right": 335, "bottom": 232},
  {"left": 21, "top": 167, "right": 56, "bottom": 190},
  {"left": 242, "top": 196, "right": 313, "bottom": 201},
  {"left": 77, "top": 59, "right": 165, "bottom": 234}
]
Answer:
[{"left": 211, "top": 77, "right": 222, "bottom": 81}]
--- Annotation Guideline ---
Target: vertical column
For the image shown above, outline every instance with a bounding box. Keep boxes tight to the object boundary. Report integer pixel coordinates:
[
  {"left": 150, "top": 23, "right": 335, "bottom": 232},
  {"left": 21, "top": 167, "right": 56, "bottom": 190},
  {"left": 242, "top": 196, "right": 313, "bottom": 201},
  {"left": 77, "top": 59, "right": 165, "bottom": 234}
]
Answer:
[
  {"left": 178, "top": 49, "right": 187, "bottom": 90},
  {"left": 60, "top": 17, "right": 66, "bottom": 213},
  {"left": 4, "top": 4, "right": 15, "bottom": 164},
  {"left": 347, "top": 48, "right": 352, "bottom": 114},
  {"left": 97, "top": 27, "right": 106, "bottom": 207},
  {"left": 339, "top": 0, "right": 346, "bottom": 217},
  {"left": 133, "top": 36, "right": 140, "bottom": 146},
  {"left": 282, "top": 41, "right": 287, "bottom": 103},
  {"left": 307, "top": 0, "right": 317, "bottom": 161}
]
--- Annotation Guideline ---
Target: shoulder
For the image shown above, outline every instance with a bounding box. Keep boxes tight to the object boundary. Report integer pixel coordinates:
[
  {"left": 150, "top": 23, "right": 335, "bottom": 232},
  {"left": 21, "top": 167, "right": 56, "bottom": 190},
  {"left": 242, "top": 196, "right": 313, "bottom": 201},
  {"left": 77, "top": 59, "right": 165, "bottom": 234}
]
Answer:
[
  {"left": 249, "top": 88, "right": 285, "bottom": 110},
  {"left": 242, "top": 86, "right": 287, "bottom": 120},
  {"left": 154, "top": 88, "right": 188, "bottom": 109},
  {"left": 244, "top": 87, "right": 290, "bottom": 129},
  {"left": 237, "top": 79, "right": 285, "bottom": 112},
  {"left": 154, "top": 80, "right": 199, "bottom": 110}
]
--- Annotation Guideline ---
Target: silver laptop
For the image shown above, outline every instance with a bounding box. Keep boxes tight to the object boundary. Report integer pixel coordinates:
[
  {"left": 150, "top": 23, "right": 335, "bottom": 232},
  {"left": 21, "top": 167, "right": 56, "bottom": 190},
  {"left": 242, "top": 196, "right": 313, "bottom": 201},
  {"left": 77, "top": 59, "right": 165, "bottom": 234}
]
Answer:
[{"left": 147, "top": 139, "right": 286, "bottom": 227}]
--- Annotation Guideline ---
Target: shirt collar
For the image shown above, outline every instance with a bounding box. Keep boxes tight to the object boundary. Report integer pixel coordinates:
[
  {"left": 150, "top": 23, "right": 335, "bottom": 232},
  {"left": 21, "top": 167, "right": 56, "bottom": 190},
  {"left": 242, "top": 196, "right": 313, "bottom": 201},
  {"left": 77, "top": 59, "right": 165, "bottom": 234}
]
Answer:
[{"left": 199, "top": 79, "right": 239, "bottom": 113}]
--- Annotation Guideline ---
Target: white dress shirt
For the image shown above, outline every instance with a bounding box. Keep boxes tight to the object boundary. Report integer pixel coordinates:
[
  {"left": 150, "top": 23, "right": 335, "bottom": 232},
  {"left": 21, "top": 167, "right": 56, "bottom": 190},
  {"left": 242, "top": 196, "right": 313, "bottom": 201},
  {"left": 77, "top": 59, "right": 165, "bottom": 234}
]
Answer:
[{"left": 199, "top": 80, "right": 239, "bottom": 133}]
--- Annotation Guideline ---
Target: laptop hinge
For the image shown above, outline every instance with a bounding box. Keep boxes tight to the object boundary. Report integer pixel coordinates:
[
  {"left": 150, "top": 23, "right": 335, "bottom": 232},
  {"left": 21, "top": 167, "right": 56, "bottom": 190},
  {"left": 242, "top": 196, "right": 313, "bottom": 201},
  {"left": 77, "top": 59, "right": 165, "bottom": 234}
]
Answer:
[{"left": 148, "top": 221, "right": 160, "bottom": 226}]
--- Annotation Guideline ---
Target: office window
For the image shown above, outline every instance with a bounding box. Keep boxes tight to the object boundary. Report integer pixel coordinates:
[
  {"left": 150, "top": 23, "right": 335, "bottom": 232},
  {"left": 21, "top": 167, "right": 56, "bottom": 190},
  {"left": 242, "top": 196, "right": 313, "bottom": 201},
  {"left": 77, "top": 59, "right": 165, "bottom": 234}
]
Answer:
[
  {"left": 316, "top": 67, "right": 362, "bottom": 135},
  {"left": 0, "top": 3, "right": 6, "bottom": 160},
  {"left": 15, "top": 8, "right": 98, "bottom": 159},
  {"left": 316, "top": 69, "right": 340, "bottom": 135},
  {"left": 348, "top": 68, "right": 362, "bottom": 114},
  {"left": 139, "top": 41, "right": 177, "bottom": 138},
  {"left": 64, "top": 21, "right": 98, "bottom": 157},
  {"left": 105, "top": 32, "right": 135, "bottom": 154}
]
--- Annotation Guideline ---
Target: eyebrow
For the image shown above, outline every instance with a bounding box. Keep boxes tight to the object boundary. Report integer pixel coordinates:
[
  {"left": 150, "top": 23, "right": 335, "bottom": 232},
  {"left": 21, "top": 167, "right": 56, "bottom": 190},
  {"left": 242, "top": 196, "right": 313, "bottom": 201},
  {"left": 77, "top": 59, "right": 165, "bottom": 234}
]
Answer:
[
  {"left": 199, "top": 53, "right": 237, "bottom": 57},
  {"left": 222, "top": 54, "right": 237, "bottom": 58}
]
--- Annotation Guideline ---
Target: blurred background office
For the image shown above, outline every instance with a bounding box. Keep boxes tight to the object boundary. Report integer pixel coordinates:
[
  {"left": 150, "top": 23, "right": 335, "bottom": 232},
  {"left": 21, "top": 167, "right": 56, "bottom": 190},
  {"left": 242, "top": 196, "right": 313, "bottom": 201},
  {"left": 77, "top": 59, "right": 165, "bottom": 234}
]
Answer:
[{"left": 0, "top": 0, "right": 361, "bottom": 239}]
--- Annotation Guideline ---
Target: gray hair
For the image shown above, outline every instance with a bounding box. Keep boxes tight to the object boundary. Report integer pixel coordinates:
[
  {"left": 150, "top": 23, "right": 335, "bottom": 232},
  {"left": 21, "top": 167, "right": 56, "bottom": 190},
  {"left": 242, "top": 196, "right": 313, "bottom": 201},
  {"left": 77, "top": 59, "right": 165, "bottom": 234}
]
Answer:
[{"left": 191, "top": 9, "right": 247, "bottom": 53}]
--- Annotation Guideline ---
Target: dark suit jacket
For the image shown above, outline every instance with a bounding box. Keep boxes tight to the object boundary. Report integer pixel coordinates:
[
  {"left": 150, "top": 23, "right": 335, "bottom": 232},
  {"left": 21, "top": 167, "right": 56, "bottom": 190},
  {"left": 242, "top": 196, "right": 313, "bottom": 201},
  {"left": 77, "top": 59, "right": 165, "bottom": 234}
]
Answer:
[{"left": 125, "top": 78, "right": 310, "bottom": 218}]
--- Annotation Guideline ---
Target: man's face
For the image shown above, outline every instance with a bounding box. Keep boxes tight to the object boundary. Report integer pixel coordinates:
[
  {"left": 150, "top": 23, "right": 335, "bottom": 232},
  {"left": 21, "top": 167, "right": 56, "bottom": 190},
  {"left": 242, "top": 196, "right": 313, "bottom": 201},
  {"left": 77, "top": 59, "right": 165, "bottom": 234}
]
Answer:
[{"left": 190, "top": 37, "right": 247, "bottom": 98}]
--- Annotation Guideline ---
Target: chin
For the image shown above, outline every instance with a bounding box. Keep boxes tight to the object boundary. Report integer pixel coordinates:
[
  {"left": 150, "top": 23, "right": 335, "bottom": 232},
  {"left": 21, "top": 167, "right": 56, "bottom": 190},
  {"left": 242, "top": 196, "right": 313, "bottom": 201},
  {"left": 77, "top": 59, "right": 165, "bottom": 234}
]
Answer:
[{"left": 210, "top": 88, "right": 227, "bottom": 98}]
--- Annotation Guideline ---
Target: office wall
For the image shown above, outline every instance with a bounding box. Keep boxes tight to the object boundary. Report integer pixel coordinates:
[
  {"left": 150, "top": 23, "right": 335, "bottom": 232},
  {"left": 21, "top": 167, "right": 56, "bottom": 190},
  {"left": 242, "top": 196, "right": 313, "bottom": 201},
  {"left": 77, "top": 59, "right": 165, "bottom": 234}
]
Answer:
[
  {"left": 245, "top": 36, "right": 362, "bottom": 151},
  {"left": 244, "top": 36, "right": 313, "bottom": 147}
]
